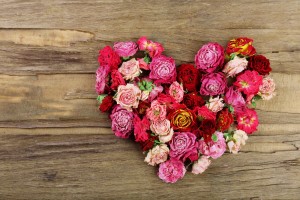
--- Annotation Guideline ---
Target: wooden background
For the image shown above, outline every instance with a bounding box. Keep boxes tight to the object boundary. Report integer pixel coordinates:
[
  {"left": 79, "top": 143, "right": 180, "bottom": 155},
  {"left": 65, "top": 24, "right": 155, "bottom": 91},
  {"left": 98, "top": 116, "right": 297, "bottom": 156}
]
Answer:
[{"left": 0, "top": 0, "right": 299, "bottom": 199}]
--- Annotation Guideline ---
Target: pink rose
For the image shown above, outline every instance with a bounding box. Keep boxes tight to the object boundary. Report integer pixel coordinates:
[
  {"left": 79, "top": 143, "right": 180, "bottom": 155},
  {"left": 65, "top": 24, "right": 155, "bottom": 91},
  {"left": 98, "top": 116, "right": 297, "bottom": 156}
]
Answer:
[
  {"left": 145, "top": 144, "right": 169, "bottom": 166},
  {"left": 224, "top": 87, "right": 246, "bottom": 115},
  {"left": 137, "top": 58, "right": 149, "bottom": 70},
  {"left": 206, "top": 96, "right": 224, "bottom": 113},
  {"left": 158, "top": 158, "right": 186, "bottom": 183},
  {"left": 113, "top": 41, "right": 138, "bottom": 57},
  {"left": 110, "top": 105, "right": 134, "bottom": 139},
  {"left": 150, "top": 119, "right": 174, "bottom": 143},
  {"left": 169, "top": 81, "right": 184, "bottom": 103},
  {"left": 137, "top": 36, "right": 164, "bottom": 58},
  {"left": 149, "top": 55, "right": 177, "bottom": 84},
  {"left": 259, "top": 76, "right": 276, "bottom": 100},
  {"left": 148, "top": 85, "right": 164, "bottom": 102},
  {"left": 200, "top": 72, "right": 227, "bottom": 96},
  {"left": 198, "top": 131, "right": 226, "bottom": 159},
  {"left": 192, "top": 156, "right": 211, "bottom": 174},
  {"left": 95, "top": 65, "right": 110, "bottom": 94},
  {"left": 133, "top": 115, "right": 150, "bottom": 142},
  {"left": 195, "top": 42, "right": 225, "bottom": 73},
  {"left": 223, "top": 56, "right": 248, "bottom": 77},
  {"left": 115, "top": 83, "right": 141, "bottom": 111},
  {"left": 170, "top": 132, "right": 198, "bottom": 162},
  {"left": 118, "top": 58, "right": 141, "bottom": 80},
  {"left": 146, "top": 100, "right": 167, "bottom": 122}
]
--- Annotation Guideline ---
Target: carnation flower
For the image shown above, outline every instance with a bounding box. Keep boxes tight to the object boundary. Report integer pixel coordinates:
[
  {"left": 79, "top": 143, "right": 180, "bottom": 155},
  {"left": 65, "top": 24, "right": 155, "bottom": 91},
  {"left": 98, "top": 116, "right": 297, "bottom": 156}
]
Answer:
[
  {"left": 118, "top": 58, "right": 141, "bottom": 80},
  {"left": 193, "top": 106, "right": 216, "bottom": 121},
  {"left": 150, "top": 119, "right": 174, "bottom": 143},
  {"left": 237, "top": 108, "right": 259, "bottom": 134},
  {"left": 149, "top": 55, "right": 177, "bottom": 84},
  {"left": 198, "top": 131, "right": 226, "bottom": 159},
  {"left": 227, "top": 141, "right": 241, "bottom": 154},
  {"left": 177, "top": 64, "right": 201, "bottom": 92},
  {"left": 227, "top": 130, "right": 248, "bottom": 154},
  {"left": 145, "top": 144, "right": 169, "bottom": 166},
  {"left": 259, "top": 76, "right": 276, "bottom": 100},
  {"left": 158, "top": 158, "right": 186, "bottom": 183},
  {"left": 99, "top": 95, "right": 114, "bottom": 112},
  {"left": 198, "top": 119, "right": 217, "bottom": 142},
  {"left": 137, "top": 58, "right": 149, "bottom": 70},
  {"left": 234, "top": 70, "right": 263, "bottom": 97},
  {"left": 169, "top": 81, "right": 184, "bottom": 103},
  {"left": 223, "top": 56, "right": 248, "bottom": 77},
  {"left": 98, "top": 46, "right": 121, "bottom": 71},
  {"left": 226, "top": 37, "right": 256, "bottom": 56},
  {"left": 224, "top": 87, "right": 246, "bottom": 115},
  {"left": 148, "top": 85, "right": 164, "bottom": 102},
  {"left": 183, "top": 93, "right": 205, "bottom": 110},
  {"left": 200, "top": 72, "right": 227, "bottom": 96},
  {"left": 113, "top": 41, "right": 138, "bottom": 57},
  {"left": 110, "top": 105, "right": 134, "bottom": 139},
  {"left": 140, "top": 134, "right": 158, "bottom": 152},
  {"left": 110, "top": 69, "right": 126, "bottom": 90},
  {"left": 206, "top": 96, "right": 224, "bottom": 113},
  {"left": 192, "top": 156, "right": 211, "bottom": 175},
  {"left": 133, "top": 115, "right": 150, "bottom": 142},
  {"left": 170, "top": 132, "right": 198, "bottom": 162},
  {"left": 168, "top": 108, "right": 196, "bottom": 132},
  {"left": 95, "top": 65, "right": 110, "bottom": 94},
  {"left": 216, "top": 108, "right": 233, "bottom": 132},
  {"left": 146, "top": 100, "right": 167, "bottom": 122},
  {"left": 137, "top": 36, "right": 164, "bottom": 57},
  {"left": 195, "top": 42, "right": 224, "bottom": 73},
  {"left": 115, "top": 83, "right": 142, "bottom": 111},
  {"left": 248, "top": 55, "right": 271, "bottom": 76}
]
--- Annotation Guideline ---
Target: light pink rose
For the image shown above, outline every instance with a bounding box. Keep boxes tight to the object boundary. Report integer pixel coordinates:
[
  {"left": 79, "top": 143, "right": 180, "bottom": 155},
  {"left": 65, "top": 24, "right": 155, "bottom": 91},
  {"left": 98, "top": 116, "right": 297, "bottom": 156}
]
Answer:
[
  {"left": 224, "top": 87, "right": 246, "bottom": 115},
  {"left": 169, "top": 81, "right": 184, "bottom": 103},
  {"left": 170, "top": 132, "right": 198, "bottom": 162},
  {"left": 110, "top": 105, "right": 134, "bottom": 139},
  {"left": 233, "top": 130, "right": 248, "bottom": 145},
  {"left": 259, "top": 76, "right": 276, "bottom": 100},
  {"left": 200, "top": 72, "right": 227, "bottom": 96},
  {"left": 146, "top": 100, "right": 167, "bottom": 122},
  {"left": 118, "top": 58, "right": 141, "bottom": 80},
  {"left": 149, "top": 55, "right": 177, "bottom": 84},
  {"left": 195, "top": 42, "right": 225, "bottom": 73},
  {"left": 148, "top": 85, "right": 164, "bottom": 101},
  {"left": 158, "top": 158, "right": 186, "bottom": 183},
  {"left": 115, "top": 83, "right": 141, "bottom": 111},
  {"left": 95, "top": 65, "right": 110, "bottom": 94},
  {"left": 145, "top": 144, "right": 169, "bottom": 166},
  {"left": 223, "top": 56, "right": 248, "bottom": 77},
  {"left": 113, "top": 41, "right": 138, "bottom": 57},
  {"left": 192, "top": 156, "right": 211, "bottom": 174},
  {"left": 227, "top": 141, "right": 241, "bottom": 154},
  {"left": 150, "top": 119, "right": 174, "bottom": 143},
  {"left": 206, "top": 96, "right": 224, "bottom": 112},
  {"left": 198, "top": 131, "right": 226, "bottom": 159}
]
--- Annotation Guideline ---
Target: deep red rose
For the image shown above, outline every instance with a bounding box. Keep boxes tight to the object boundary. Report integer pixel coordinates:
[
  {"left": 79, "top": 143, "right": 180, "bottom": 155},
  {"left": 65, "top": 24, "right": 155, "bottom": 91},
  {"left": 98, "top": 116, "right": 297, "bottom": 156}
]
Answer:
[
  {"left": 98, "top": 46, "right": 121, "bottom": 71},
  {"left": 216, "top": 108, "right": 234, "bottom": 132},
  {"left": 99, "top": 95, "right": 114, "bottom": 112},
  {"left": 177, "top": 64, "right": 201, "bottom": 92},
  {"left": 199, "top": 119, "right": 216, "bottom": 142},
  {"left": 140, "top": 134, "right": 158, "bottom": 152},
  {"left": 248, "top": 55, "right": 271, "bottom": 76},
  {"left": 110, "top": 70, "right": 126, "bottom": 90},
  {"left": 183, "top": 92, "right": 205, "bottom": 110},
  {"left": 136, "top": 100, "right": 150, "bottom": 116}
]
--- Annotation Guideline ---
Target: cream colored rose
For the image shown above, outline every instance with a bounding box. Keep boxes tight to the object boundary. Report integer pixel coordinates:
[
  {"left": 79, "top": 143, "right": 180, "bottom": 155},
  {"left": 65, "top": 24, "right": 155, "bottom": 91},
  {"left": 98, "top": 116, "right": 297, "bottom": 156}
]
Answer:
[
  {"left": 223, "top": 56, "right": 248, "bottom": 77},
  {"left": 227, "top": 140, "right": 241, "bottom": 154},
  {"left": 206, "top": 96, "right": 224, "bottom": 113},
  {"left": 150, "top": 119, "right": 174, "bottom": 143},
  {"left": 144, "top": 144, "right": 169, "bottom": 166},
  {"left": 118, "top": 58, "right": 141, "bottom": 80},
  {"left": 192, "top": 156, "right": 211, "bottom": 174},
  {"left": 233, "top": 130, "right": 248, "bottom": 145}
]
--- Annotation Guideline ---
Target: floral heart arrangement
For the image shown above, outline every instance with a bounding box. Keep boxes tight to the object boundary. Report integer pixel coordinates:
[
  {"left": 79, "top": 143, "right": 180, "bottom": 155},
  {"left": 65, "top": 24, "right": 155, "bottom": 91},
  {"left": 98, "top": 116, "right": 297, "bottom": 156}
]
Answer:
[{"left": 95, "top": 37, "right": 276, "bottom": 183}]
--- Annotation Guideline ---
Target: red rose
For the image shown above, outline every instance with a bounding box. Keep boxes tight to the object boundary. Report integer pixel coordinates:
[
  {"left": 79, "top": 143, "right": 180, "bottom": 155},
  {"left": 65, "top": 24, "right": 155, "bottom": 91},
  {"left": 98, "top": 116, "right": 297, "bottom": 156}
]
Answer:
[
  {"left": 168, "top": 108, "right": 196, "bottom": 132},
  {"left": 226, "top": 37, "right": 256, "bottom": 56},
  {"left": 133, "top": 115, "right": 150, "bottom": 142},
  {"left": 140, "top": 134, "right": 158, "bottom": 152},
  {"left": 183, "top": 92, "right": 205, "bottom": 110},
  {"left": 248, "top": 55, "right": 272, "bottom": 76},
  {"left": 199, "top": 119, "right": 216, "bottom": 142},
  {"left": 216, "top": 108, "right": 234, "bottom": 132},
  {"left": 99, "top": 95, "right": 114, "bottom": 112},
  {"left": 98, "top": 46, "right": 121, "bottom": 71},
  {"left": 193, "top": 106, "right": 216, "bottom": 121},
  {"left": 177, "top": 64, "right": 201, "bottom": 92},
  {"left": 136, "top": 101, "right": 150, "bottom": 116},
  {"left": 110, "top": 70, "right": 126, "bottom": 90}
]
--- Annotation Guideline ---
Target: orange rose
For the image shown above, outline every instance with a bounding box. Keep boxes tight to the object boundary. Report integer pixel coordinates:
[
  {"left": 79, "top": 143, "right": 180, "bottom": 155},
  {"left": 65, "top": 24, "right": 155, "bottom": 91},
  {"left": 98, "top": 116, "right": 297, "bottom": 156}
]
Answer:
[
  {"left": 226, "top": 37, "right": 256, "bottom": 56},
  {"left": 168, "top": 108, "right": 196, "bottom": 132}
]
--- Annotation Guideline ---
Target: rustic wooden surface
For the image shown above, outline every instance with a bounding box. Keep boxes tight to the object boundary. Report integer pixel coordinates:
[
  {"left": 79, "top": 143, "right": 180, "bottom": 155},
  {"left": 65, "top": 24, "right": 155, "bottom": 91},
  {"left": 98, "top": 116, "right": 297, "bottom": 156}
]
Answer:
[{"left": 0, "top": 0, "right": 299, "bottom": 199}]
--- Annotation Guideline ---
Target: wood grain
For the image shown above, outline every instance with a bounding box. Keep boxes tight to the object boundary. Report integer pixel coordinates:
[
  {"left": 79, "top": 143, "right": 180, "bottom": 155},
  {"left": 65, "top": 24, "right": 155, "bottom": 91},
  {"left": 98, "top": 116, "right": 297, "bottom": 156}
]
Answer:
[{"left": 0, "top": 0, "right": 299, "bottom": 199}]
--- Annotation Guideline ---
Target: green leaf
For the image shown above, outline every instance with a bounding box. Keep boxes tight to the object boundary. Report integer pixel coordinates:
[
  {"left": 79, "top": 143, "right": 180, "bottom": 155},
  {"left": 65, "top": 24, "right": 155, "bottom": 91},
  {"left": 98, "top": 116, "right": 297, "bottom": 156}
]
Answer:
[
  {"left": 251, "top": 100, "right": 256, "bottom": 108},
  {"left": 122, "top": 56, "right": 130, "bottom": 61},
  {"left": 230, "top": 53, "right": 236, "bottom": 60},
  {"left": 143, "top": 55, "right": 151, "bottom": 64},
  {"left": 97, "top": 94, "right": 107, "bottom": 104},
  {"left": 212, "top": 134, "right": 218, "bottom": 142},
  {"left": 228, "top": 105, "right": 234, "bottom": 113}
]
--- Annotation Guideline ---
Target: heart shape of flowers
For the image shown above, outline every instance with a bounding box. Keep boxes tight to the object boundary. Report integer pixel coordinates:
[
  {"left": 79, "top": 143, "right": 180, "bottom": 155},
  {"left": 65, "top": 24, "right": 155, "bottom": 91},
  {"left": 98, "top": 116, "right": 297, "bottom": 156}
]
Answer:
[{"left": 95, "top": 37, "right": 276, "bottom": 183}]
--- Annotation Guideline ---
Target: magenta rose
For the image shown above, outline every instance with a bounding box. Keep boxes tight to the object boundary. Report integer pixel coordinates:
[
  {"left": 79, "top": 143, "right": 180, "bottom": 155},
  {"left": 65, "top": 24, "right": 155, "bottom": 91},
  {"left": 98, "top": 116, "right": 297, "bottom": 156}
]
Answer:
[
  {"left": 200, "top": 72, "right": 227, "bottom": 96},
  {"left": 169, "top": 132, "right": 198, "bottom": 162},
  {"left": 113, "top": 41, "right": 138, "bottom": 57},
  {"left": 149, "top": 55, "right": 177, "bottom": 84},
  {"left": 158, "top": 158, "right": 186, "bottom": 183},
  {"left": 195, "top": 42, "right": 224, "bottom": 73},
  {"left": 198, "top": 131, "right": 226, "bottom": 159},
  {"left": 224, "top": 87, "right": 246, "bottom": 115},
  {"left": 95, "top": 65, "right": 110, "bottom": 94},
  {"left": 110, "top": 105, "right": 134, "bottom": 139}
]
